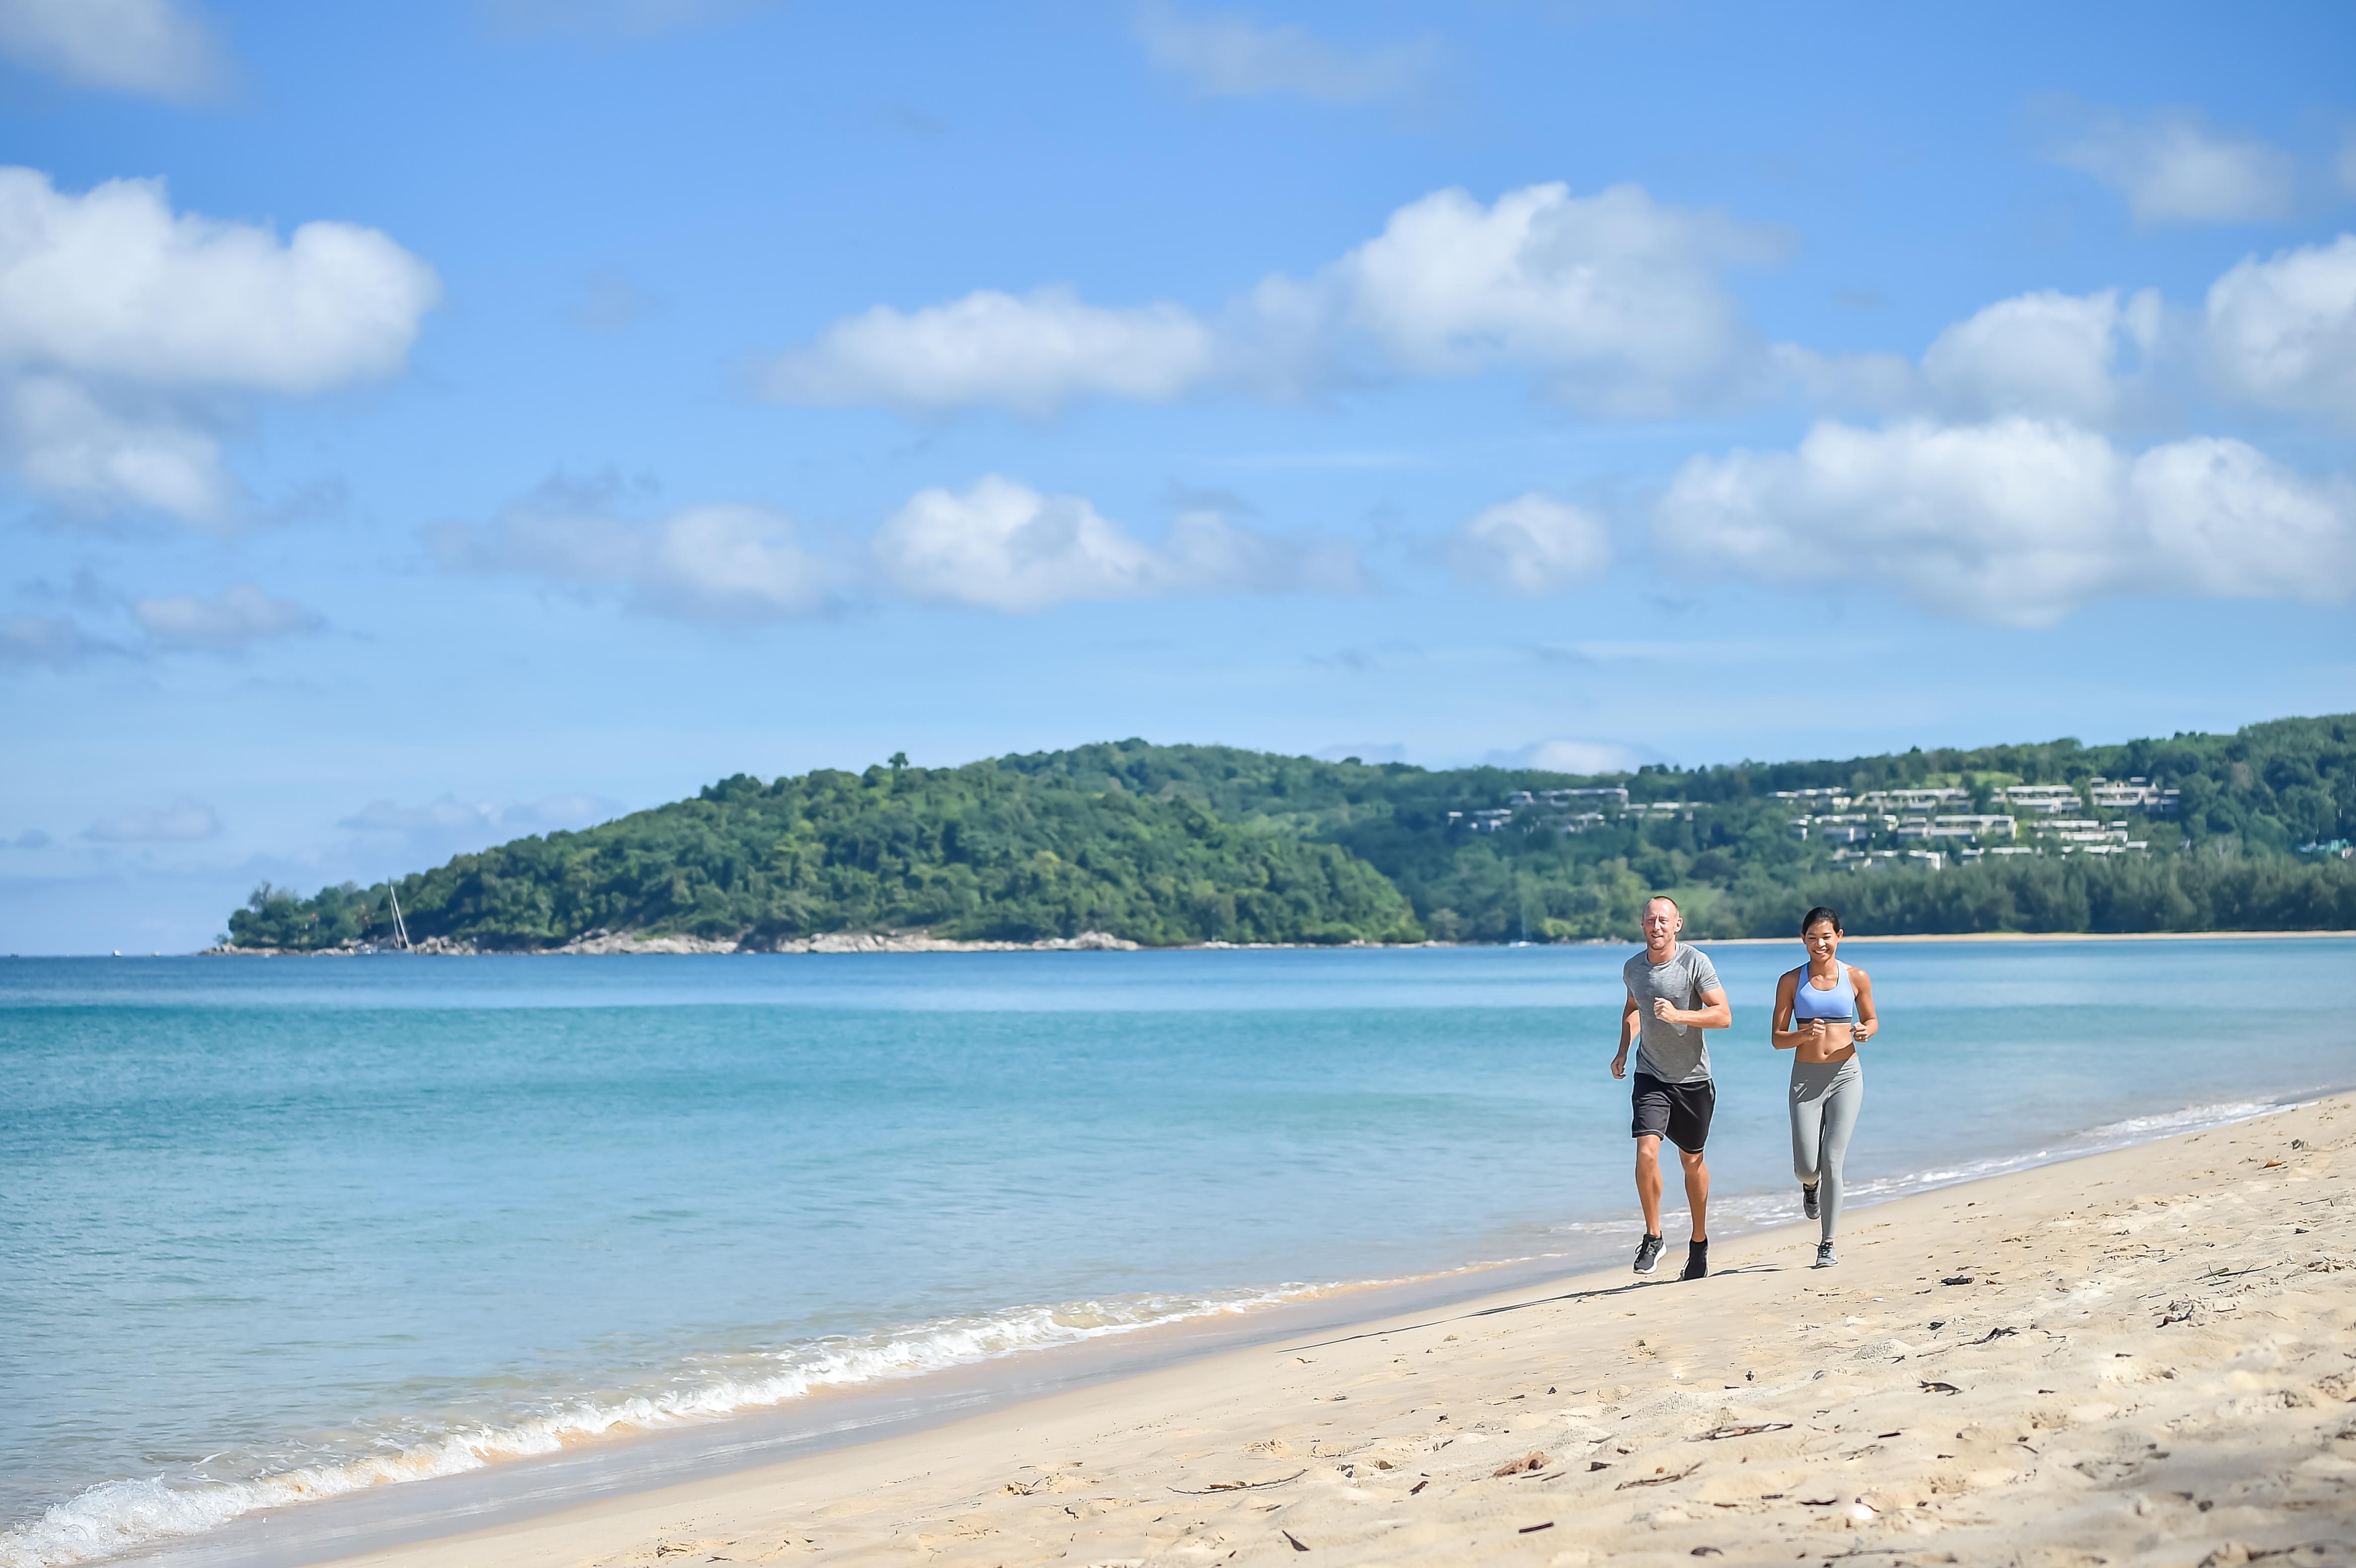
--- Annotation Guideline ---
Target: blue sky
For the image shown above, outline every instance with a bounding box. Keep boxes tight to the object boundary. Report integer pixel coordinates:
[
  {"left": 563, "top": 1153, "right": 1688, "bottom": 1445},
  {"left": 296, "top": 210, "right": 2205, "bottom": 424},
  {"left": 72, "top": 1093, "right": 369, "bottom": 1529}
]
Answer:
[{"left": 2, "top": 0, "right": 2352, "bottom": 952}]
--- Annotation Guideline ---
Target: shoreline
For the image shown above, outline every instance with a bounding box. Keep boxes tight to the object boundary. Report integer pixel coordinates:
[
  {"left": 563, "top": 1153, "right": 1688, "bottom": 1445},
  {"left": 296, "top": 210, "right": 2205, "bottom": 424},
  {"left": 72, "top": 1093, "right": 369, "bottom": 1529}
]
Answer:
[
  {"left": 76, "top": 1087, "right": 2345, "bottom": 1568},
  {"left": 281, "top": 1091, "right": 2354, "bottom": 1568},
  {"left": 192, "top": 927, "right": 2356, "bottom": 957}
]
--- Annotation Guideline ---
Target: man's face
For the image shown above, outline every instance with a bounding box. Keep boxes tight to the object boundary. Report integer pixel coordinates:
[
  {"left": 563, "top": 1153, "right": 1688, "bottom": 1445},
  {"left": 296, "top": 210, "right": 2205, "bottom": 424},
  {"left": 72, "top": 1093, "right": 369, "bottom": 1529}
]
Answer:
[{"left": 1642, "top": 902, "right": 1681, "bottom": 946}]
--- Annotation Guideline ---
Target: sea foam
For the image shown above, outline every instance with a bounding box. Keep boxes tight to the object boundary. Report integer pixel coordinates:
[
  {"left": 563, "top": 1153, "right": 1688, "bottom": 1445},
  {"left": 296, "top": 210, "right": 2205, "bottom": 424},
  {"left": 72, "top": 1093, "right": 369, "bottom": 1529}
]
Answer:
[{"left": 0, "top": 1286, "right": 1321, "bottom": 1568}]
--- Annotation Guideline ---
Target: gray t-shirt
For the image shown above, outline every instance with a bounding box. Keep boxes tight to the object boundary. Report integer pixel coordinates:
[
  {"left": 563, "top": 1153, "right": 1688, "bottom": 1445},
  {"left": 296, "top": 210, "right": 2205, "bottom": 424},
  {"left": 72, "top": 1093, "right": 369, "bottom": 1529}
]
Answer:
[{"left": 1623, "top": 942, "right": 1723, "bottom": 1085}]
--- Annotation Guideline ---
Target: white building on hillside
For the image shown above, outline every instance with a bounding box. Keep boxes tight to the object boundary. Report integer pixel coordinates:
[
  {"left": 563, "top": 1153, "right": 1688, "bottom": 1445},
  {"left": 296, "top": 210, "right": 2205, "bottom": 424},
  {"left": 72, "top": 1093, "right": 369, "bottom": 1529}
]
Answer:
[
  {"left": 2086, "top": 777, "right": 2182, "bottom": 815},
  {"left": 1511, "top": 786, "right": 1631, "bottom": 809},
  {"left": 2000, "top": 784, "right": 2081, "bottom": 815},
  {"left": 1856, "top": 787, "right": 1970, "bottom": 812}
]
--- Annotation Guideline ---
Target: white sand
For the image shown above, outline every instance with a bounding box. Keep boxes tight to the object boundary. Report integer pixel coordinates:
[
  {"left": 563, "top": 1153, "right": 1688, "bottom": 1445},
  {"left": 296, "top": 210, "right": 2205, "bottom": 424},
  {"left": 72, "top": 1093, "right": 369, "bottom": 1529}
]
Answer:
[{"left": 326, "top": 1096, "right": 2356, "bottom": 1568}]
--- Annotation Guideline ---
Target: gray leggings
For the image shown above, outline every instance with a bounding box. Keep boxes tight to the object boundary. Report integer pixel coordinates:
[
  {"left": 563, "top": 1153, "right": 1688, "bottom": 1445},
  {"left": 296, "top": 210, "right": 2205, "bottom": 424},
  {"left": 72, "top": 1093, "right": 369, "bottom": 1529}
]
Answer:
[{"left": 1789, "top": 1056, "right": 1863, "bottom": 1242}]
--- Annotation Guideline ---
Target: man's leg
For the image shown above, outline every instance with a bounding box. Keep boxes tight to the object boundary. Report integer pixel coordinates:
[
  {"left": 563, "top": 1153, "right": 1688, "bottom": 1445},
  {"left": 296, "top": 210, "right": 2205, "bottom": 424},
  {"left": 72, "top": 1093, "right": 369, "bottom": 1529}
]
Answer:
[
  {"left": 1678, "top": 1146, "right": 1710, "bottom": 1243},
  {"left": 1635, "top": 1134, "right": 1665, "bottom": 1235}
]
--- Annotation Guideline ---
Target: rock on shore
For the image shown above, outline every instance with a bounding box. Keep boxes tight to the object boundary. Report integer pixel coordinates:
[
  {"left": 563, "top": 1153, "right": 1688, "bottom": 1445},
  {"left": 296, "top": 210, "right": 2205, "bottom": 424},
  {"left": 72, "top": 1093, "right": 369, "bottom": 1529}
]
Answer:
[{"left": 206, "top": 928, "right": 1142, "bottom": 956}]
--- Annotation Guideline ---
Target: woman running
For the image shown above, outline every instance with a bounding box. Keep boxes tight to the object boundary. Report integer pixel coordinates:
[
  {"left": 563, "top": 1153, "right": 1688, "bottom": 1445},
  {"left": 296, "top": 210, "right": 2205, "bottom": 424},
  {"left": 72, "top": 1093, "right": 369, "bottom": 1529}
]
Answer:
[{"left": 1771, "top": 905, "right": 1877, "bottom": 1268}]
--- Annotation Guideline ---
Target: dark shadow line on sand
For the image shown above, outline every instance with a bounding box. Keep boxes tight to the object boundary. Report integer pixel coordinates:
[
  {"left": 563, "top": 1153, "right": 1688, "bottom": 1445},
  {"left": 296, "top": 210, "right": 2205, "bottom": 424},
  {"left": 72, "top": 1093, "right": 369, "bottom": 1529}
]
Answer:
[{"left": 1279, "top": 1265, "right": 1789, "bottom": 1354}]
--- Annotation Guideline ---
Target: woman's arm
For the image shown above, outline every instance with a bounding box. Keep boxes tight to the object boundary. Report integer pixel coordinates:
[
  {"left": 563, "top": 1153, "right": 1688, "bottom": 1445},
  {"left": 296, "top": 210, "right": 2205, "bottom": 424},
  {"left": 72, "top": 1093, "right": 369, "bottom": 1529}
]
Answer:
[
  {"left": 1850, "top": 965, "right": 1877, "bottom": 1042},
  {"left": 1769, "top": 969, "right": 1809, "bottom": 1051}
]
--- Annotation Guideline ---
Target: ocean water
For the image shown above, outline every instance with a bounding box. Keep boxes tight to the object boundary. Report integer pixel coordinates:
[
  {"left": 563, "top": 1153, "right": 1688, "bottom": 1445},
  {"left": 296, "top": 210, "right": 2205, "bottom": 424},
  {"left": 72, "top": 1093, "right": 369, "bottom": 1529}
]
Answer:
[{"left": 3, "top": 939, "right": 2350, "bottom": 1567}]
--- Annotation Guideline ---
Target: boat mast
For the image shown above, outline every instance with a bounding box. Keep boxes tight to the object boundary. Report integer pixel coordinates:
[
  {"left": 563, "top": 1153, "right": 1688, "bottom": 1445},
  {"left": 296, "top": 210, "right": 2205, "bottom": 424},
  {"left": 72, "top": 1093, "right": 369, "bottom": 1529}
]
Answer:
[{"left": 387, "top": 881, "right": 412, "bottom": 950}]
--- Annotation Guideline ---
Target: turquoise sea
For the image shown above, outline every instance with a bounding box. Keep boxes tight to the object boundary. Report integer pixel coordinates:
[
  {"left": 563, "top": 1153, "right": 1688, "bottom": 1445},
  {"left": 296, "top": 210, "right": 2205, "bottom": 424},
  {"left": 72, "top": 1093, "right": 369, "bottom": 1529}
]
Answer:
[{"left": 3, "top": 939, "right": 2351, "bottom": 1567}]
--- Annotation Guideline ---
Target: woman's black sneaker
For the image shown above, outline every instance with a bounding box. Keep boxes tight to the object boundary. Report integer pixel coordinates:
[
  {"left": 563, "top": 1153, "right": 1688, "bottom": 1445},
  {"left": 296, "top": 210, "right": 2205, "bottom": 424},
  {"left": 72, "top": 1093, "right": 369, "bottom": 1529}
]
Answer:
[
  {"left": 1802, "top": 1184, "right": 1820, "bottom": 1220},
  {"left": 1633, "top": 1234, "right": 1665, "bottom": 1274},
  {"left": 1681, "top": 1240, "right": 1709, "bottom": 1280}
]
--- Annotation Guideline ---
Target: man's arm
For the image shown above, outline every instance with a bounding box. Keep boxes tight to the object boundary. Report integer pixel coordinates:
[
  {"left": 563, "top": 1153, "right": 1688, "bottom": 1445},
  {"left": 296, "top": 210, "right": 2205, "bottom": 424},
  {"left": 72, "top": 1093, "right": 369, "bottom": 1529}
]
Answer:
[
  {"left": 1611, "top": 991, "right": 1640, "bottom": 1078},
  {"left": 1652, "top": 986, "right": 1732, "bottom": 1030},
  {"left": 1647, "top": 949, "right": 1731, "bottom": 1031}
]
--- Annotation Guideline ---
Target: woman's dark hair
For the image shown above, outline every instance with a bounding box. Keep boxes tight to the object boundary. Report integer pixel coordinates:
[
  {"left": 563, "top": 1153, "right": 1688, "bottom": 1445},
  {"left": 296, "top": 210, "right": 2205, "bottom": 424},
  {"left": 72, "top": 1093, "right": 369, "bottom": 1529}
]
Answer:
[{"left": 1800, "top": 905, "right": 1843, "bottom": 935}]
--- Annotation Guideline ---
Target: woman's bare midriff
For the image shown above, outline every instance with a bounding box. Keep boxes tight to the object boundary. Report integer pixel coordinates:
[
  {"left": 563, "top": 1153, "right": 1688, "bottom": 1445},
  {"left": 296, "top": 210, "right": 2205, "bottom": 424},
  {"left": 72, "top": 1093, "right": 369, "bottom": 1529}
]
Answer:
[{"left": 1793, "top": 1030, "right": 1857, "bottom": 1066}]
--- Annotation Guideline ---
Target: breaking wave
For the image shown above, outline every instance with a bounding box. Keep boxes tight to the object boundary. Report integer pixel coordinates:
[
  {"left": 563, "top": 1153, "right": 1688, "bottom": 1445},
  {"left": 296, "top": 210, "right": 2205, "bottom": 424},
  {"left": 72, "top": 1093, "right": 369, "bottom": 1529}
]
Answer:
[{"left": 0, "top": 1285, "right": 1328, "bottom": 1568}]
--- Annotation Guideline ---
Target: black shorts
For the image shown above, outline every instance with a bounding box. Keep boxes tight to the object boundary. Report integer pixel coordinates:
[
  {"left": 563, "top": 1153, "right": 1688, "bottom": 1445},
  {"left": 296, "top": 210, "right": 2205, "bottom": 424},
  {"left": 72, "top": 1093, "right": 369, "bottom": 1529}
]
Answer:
[{"left": 1631, "top": 1071, "right": 1715, "bottom": 1153}]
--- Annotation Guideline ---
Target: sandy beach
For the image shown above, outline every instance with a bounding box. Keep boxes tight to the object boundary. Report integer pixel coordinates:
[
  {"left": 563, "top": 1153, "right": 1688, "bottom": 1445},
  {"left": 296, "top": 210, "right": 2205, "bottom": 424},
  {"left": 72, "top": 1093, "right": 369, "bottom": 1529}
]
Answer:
[{"left": 307, "top": 1093, "right": 2356, "bottom": 1568}]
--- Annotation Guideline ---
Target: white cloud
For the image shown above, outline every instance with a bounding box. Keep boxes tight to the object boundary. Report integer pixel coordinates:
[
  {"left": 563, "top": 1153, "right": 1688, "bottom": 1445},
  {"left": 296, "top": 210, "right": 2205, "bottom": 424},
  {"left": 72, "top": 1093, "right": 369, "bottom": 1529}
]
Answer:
[
  {"left": 765, "top": 182, "right": 1777, "bottom": 417},
  {"left": 0, "top": 374, "right": 229, "bottom": 518},
  {"left": 1789, "top": 239, "right": 2356, "bottom": 434},
  {"left": 0, "top": 167, "right": 439, "bottom": 525},
  {"left": 1780, "top": 284, "right": 2177, "bottom": 429},
  {"left": 333, "top": 791, "right": 624, "bottom": 874},
  {"left": 342, "top": 797, "right": 504, "bottom": 835},
  {"left": 1297, "top": 182, "right": 1776, "bottom": 412},
  {"left": 342, "top": 792, "right": 620, "bottom": 839},
  {"left": 1654, "top": 417, "right": 2355, "bottom": 626},
  {"left": 2049, "top": 107, "right": 2295, "bottom": 225},
  {"left": 1136, "top": 4, "right": 1440, "bottom": 103},
  {"left": 1450, "top": 493, "right": 1611, "bottom": 595},
  {"left": 2203, "top": 234, "right": 2356, "bottom": 425},
  {"left": 1485, "top": 738, "right": 1645, "bottom": 775},
  {"left": 0, "top": 612, "right": 122, "bottom": 669},
  {"left": 84, "top": 795, "right": 219, "bottom": 843},
  {"left": 429, "top": 481, "right": 835, "bottom": 623},
  {"left": 870, "top": 475, "right": 1184, "bottom": 610},
  {"left": 133, "top": 584, "right": 321, "bottom": 652},
  {"left": 1919, "top": 287, "right": 2161, "bottom": 423},
  {"left": 0, "top": 169, "right": 439, "bottom": 391},
  {"left": 764, "top": 288, "right": 1215, "bottom": 415},
  {"left": 0, "top": 0, "right": 227, "bottom": 102},
  {"left": 870, "top": 474, "right": 1359, "bottom": 610}
]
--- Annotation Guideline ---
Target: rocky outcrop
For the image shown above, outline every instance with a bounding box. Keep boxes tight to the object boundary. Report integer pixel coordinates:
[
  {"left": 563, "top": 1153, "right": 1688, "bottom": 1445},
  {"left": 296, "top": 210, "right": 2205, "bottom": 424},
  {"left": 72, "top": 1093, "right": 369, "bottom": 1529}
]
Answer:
[
  {"left": 768, "top": 929, "right": 1140, "bottom": 954},
  {"left": 208, "top": 928, "right": 1144, "bottom": 956}
]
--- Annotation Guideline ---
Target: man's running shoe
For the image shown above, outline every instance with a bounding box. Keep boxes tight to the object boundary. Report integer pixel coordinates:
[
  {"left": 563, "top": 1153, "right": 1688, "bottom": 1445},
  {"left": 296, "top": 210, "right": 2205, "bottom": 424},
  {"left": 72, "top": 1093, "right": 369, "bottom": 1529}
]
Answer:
[
  {"left": 1680, "top": 1240, "right": 1709, "bottom": 1281},
  {"left": 1633, "top": 1234, "right": 1665, "bottom": 1274},
  {"left": 1802, "top": 1184, "right": 1819, "bottom": 1220},
  {"left": 1813, "top": 1241, "right": 1838, "bottom": 1269}
]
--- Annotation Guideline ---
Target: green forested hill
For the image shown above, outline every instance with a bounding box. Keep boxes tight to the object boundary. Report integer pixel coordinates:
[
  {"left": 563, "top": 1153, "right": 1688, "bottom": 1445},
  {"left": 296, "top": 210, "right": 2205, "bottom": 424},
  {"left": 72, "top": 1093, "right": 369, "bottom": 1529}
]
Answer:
[{"left": 227, "top": 714, "right": 2356, "bottom": 950}]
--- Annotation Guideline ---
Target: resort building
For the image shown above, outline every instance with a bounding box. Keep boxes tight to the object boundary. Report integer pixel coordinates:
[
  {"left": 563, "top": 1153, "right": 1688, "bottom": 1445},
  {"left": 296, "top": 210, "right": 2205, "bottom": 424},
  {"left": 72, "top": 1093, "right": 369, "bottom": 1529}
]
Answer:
[
  {"left": 1833, "top": 847, "right": 1945, "bottom": 871},
  {"left": 2024, "top": 817, "right": 2150, "bottom": 854},
  {"left": 1790, "top": 812, "right": 1889, "bottom": 844},
  {"left": 1854, "top": 787, "right": 1970, "bottom": 812},
  {"left": 1999, "top": 784, "right": 2082, "bottom": 815},
  {"left": 2031, "top": 817, "right": 2117, "bottom": 841},
  {"left": 1509, "top": 786, "right": 1630, "bottom": 809},
  {"left": 1894, "top": 813, "right": 2018, "bottom": 842},
  {"left": 2086, "top": 777, "right": 2181, "bottom": 814}
]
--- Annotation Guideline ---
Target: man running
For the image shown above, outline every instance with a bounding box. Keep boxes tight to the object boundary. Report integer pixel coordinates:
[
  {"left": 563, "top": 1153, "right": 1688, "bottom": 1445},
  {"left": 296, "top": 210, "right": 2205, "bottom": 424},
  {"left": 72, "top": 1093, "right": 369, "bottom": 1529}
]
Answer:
[{"left": 1611, "top": 895, "right": 1732, "bottom": 1280}]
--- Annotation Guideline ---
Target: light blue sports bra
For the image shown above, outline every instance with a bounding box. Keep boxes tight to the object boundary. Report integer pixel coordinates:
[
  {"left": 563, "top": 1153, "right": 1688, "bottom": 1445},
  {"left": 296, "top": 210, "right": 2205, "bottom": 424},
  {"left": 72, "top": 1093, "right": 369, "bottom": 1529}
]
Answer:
[{"left": 1792, "top": 961, "right": 1856, "bottom": 1022}]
